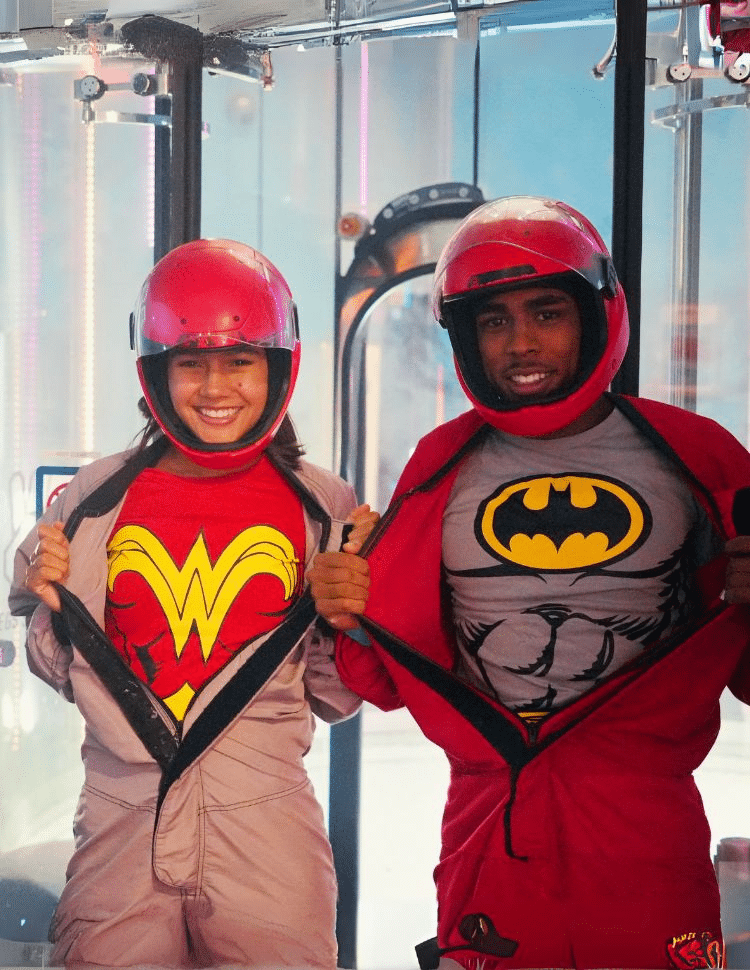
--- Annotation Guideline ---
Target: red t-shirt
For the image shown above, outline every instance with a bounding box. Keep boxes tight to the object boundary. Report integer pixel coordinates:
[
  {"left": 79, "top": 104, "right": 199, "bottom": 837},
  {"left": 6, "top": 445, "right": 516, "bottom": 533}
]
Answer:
[{"left": 103, "top": 456, "right": 305, "bottom": 721}]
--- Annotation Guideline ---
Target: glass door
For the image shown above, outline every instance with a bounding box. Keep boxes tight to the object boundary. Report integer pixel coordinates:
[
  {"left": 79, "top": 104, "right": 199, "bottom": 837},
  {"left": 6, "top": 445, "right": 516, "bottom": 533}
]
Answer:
[{"left": 642, "top": 6, "right": 750, "bottom": 966}]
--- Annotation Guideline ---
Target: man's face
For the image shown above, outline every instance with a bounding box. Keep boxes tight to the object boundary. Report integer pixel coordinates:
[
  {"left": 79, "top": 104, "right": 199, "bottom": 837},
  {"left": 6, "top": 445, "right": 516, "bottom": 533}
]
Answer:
[{"left": 474, "top": 286, "right": 582, "bottom": 403}]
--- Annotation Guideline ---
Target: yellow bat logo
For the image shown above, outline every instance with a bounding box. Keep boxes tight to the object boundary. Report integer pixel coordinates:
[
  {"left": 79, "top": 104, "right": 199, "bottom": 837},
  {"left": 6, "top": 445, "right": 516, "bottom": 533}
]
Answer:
[
  {"left": 478, "top": 475, "right": 649, "bottom": 571},
  {"left": 107, "top": 524, "right": 298, "bottom": 660}
]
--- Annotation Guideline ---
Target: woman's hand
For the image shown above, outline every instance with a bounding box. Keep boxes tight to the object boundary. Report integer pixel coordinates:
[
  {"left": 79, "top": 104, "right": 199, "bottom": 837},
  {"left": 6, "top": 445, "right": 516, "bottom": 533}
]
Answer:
[{"left": 24, "top": 521, "right": 69, "bottom": 613}]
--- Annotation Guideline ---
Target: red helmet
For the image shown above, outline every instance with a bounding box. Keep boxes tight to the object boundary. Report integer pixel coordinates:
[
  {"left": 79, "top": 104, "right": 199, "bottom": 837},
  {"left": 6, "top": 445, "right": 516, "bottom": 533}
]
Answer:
[
  {"left": 132, "top": 239, "right": 300, "bottom": 469},
  {"left": 432, "top": 196, "right": 629, "bottom": 437}
]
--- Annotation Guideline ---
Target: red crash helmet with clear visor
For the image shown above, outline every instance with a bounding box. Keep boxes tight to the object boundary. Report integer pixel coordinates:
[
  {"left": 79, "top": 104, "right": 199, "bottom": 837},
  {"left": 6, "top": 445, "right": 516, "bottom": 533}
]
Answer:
[
  {"left": 432, "top": 196, "right": 629, "bottom": 437},
  {"left": 132, "top": 238, "right": 300, "bottom": 469}
]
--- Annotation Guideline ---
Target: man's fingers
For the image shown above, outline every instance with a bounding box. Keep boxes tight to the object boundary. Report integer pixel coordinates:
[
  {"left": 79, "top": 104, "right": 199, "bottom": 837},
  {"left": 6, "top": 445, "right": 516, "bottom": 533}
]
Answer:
[
  {"left": 313, "top": 591, "right": 368, "bottom": 626},
  {"left": 342, "top": 505, "right": 380, "bottom": 553},
  {"left": 309, "top": 551, "right": 371, "bottom": 625},
  {"left": 309, "top": 551, "right": 370, "bottom": 583},
  {"left": 315, "top": 600, "right": 368, "bottom": 629},
  {"left": 725, "top": 535, "right": 750, "bottom": 555},
  {"left": 310, "top": 575, "right": 370, "bottom": 604}
]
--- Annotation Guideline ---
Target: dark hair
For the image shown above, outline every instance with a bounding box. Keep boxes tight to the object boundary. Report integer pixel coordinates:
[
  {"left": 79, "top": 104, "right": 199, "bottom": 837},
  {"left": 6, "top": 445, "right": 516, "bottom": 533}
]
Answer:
[{"left": 135, "top": 397, "right": 305, "bottom": 470}]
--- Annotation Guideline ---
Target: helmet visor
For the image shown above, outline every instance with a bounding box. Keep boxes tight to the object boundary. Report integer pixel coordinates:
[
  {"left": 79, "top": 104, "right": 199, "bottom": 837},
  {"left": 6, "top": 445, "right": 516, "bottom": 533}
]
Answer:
[{"left": 132, "top": 245, "right": 299, "bottom": 358}]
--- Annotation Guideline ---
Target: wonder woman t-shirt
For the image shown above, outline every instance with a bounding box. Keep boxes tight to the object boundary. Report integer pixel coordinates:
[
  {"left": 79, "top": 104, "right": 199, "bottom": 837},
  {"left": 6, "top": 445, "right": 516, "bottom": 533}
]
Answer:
[{"left": 103, "top": 456, "right": 305, "bottom": 721}]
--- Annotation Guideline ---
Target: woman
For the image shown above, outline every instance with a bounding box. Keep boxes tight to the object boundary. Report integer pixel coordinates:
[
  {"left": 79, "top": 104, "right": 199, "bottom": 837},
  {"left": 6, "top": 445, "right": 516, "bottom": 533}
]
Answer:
[{"left": 9, "top": 239, "right": 373, "bottom": 969}]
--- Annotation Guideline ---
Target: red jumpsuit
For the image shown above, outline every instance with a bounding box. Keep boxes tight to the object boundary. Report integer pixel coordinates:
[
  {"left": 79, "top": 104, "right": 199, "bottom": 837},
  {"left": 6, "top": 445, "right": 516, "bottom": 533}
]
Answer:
[{"left": 336, "top": 394, "right": 750, "bottom": 970}]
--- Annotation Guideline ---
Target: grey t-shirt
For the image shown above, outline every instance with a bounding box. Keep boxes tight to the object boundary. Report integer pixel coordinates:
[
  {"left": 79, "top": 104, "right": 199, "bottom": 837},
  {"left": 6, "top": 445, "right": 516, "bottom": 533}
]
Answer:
[{"left": 442, "top": 408, "right": 718, "bottom": 716}]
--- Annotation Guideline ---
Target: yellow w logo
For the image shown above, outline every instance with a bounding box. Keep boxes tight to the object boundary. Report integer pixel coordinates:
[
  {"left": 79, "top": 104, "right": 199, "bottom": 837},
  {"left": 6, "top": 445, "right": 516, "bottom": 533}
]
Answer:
[{"left": 107, "top": 525, "right": 299, "bottom": 660}]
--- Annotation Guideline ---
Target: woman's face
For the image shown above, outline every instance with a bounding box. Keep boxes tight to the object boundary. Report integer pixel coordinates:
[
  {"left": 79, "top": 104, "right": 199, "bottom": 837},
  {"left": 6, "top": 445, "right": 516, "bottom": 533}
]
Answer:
[{"left": 167, "top": 345, "right": 269, "bottom": 446}]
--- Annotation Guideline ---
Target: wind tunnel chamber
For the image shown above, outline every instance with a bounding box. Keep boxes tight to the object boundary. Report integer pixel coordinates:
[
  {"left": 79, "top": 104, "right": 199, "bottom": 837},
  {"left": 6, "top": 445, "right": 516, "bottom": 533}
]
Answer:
[
  {"left": 2, "top": 0, "right": 750, "bottom": 967},
  {"left": 329, "top": 182, "right": 485, "bottom": 966},
  {"left": 335, "top": 182, "right": 485, "bottom": 508}
]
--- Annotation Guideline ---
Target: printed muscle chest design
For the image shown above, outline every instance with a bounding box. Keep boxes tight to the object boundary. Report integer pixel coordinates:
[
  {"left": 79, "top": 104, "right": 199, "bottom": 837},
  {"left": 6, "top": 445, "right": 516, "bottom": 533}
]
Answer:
[
  {"left": 446, "top": 467, "right": 697, "bottom": 714},
  {"left": 477, "top": 474, "right": 651, "bottom": 571},
  {"left": 106, "top": 523, "right": 300, "bottom": 719}
]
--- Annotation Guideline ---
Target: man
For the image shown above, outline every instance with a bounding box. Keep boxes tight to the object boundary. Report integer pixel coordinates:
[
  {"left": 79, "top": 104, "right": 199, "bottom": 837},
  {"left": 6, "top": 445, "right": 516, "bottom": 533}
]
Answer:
[{"left": 310, "top": 196, "right": 750, "bottom": 970}]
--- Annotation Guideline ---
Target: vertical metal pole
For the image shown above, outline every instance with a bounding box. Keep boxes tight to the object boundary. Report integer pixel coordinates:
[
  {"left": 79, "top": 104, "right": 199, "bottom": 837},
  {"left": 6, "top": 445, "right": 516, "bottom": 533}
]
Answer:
[
  {"left": 610, "top": 0, "right": 647, "bottom": 397},
  {"left": 455, "top": 12, "right": 481, "bottom": 193},
  {"left": 153, "top": 94, "right": 172, "bottom": 263},
  {"left": 333, "top": 43, "right": 345, "bottom": 463},
  {"left": 329, "top": 710, "right": 361, "bottom": 970},
  {"left": 330, "top": 37, "right": 362, "bottom": 970},
  {"left": 121, "top": 16, "right": 204, "bottom": 261},
  {"left": 168, "top": 36, "right": 203, "bottom": 250},
  {"left": 472, "top": 27, "right": 480, "bottom": 187},
  {"left": 669, "top": 7, "right": 702, "bottom": 412},
  {"left": 0, "top": 0, "right": 19, "bottom": 33}
]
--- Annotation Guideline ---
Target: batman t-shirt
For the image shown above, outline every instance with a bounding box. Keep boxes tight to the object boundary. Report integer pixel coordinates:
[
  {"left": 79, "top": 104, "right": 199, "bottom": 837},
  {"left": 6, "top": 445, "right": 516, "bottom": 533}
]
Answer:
[
  {"left": 442, "top": 408, "right": 719, "bottom": 716},
  {"left": 103, "top": 456, "right": 305, "bottom": 722}
]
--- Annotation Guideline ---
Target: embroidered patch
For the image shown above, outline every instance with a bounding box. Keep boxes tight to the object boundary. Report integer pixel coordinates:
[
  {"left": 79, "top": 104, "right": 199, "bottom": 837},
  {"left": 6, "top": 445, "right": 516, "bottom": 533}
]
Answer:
[{"left": 667, "top": 930, "right": 724, "bottom": 968}]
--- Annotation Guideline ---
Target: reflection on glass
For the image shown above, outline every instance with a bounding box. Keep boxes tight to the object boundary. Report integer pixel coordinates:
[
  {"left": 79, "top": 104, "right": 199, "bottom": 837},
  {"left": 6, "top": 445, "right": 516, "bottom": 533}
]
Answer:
[
  {"left": 346, "top": 276, "right": 467, "bottom": 511},
  {"left": 0, "top": 53, "right": 159, "bottom": 965},
  {"left": 642, "top": 7, "right": 750, "bottom": 966}
]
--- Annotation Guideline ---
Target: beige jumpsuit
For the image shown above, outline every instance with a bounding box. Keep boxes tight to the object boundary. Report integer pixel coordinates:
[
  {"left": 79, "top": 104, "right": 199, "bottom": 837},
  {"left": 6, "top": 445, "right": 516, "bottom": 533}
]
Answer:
[{"left": 9, "top": 448, "right": 361, "bottom": 969}]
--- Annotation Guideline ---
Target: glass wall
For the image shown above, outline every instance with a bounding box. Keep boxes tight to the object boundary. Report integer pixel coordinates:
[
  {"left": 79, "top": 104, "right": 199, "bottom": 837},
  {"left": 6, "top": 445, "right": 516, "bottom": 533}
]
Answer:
[
  {"left": 0, "top": 53, "right": 156, "bottom": 964},
  {"left": 3, "top": 1, "right": 750, "bottom": 967},
  {"left": 641, "top": 7, "right": 750, "bottom": 965},
  {"left": 641, "top": 6, "right": 750, "bottom": 440}
]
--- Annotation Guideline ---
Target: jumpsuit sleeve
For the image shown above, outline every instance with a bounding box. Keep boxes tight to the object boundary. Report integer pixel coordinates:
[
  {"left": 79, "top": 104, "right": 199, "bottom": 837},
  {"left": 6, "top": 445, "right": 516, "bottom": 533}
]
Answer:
[
  {"left": 325, "top": 432, "right": 451, "bottom": 714},
  {"left": 304, "top": 623, "right": 363, "bottom": 721},
  {"left": 23, "top": 604, "right": 75, "bottom": 701},
  {"left": 300, "top": 466, "right": 363, "bottom": 722},
  {"left": 334, "top": 630, "right": 403, "bottom": 712},
  {"left": 7, "top": 452, "right": 130, "bottom": 702},
  {"left": 8, "top": 483, "right": 78, "bottom": 699}
]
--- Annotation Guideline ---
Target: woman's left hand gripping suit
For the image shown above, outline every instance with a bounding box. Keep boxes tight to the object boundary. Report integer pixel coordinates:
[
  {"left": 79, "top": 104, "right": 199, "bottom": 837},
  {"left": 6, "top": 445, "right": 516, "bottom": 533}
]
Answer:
[{"left": 8, "top": 440, "right": 361, "bottom": 970}]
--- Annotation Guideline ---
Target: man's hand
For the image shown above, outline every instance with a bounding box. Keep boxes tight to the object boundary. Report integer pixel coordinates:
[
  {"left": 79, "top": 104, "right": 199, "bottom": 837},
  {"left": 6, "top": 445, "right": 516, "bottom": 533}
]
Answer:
[
  {"left": 24, "top": 521, "right": 69, "bottom": 613},
  {"left": 308, "top": 505, "right": 379, "bottom": 631},
  {"left": 342, "top": 504, "right": 379, "bottom": 554},
  {"left": 725, "top": 535, "right": 750, "bottom": 604}
]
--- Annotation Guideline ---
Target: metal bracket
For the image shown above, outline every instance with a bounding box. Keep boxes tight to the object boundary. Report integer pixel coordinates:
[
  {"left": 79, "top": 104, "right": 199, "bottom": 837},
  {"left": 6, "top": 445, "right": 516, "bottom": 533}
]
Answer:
[
  {"left": 652, "top": 89, "right": 750, "bottom": 126},
  {"left": 74, "top": 71, "right": 169, "bottom": 99},
  {"left": 664, "top": 60, "right": 750, "bottom": 84},
  {"left": 79, "top": 104, "right": 172, "bottom": 125},
  {"left": 74, "top": 69, "right": 181, "bottom": 128}
]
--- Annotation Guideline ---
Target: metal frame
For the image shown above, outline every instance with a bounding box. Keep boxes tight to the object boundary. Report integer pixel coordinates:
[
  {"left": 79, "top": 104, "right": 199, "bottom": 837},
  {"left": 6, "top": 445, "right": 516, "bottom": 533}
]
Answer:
[
  {"left": 120, "top": 16, "right": 204, "bottom": 258},
  {"left": 610, "top": 0, "right": 647, "bottom": 397}
]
